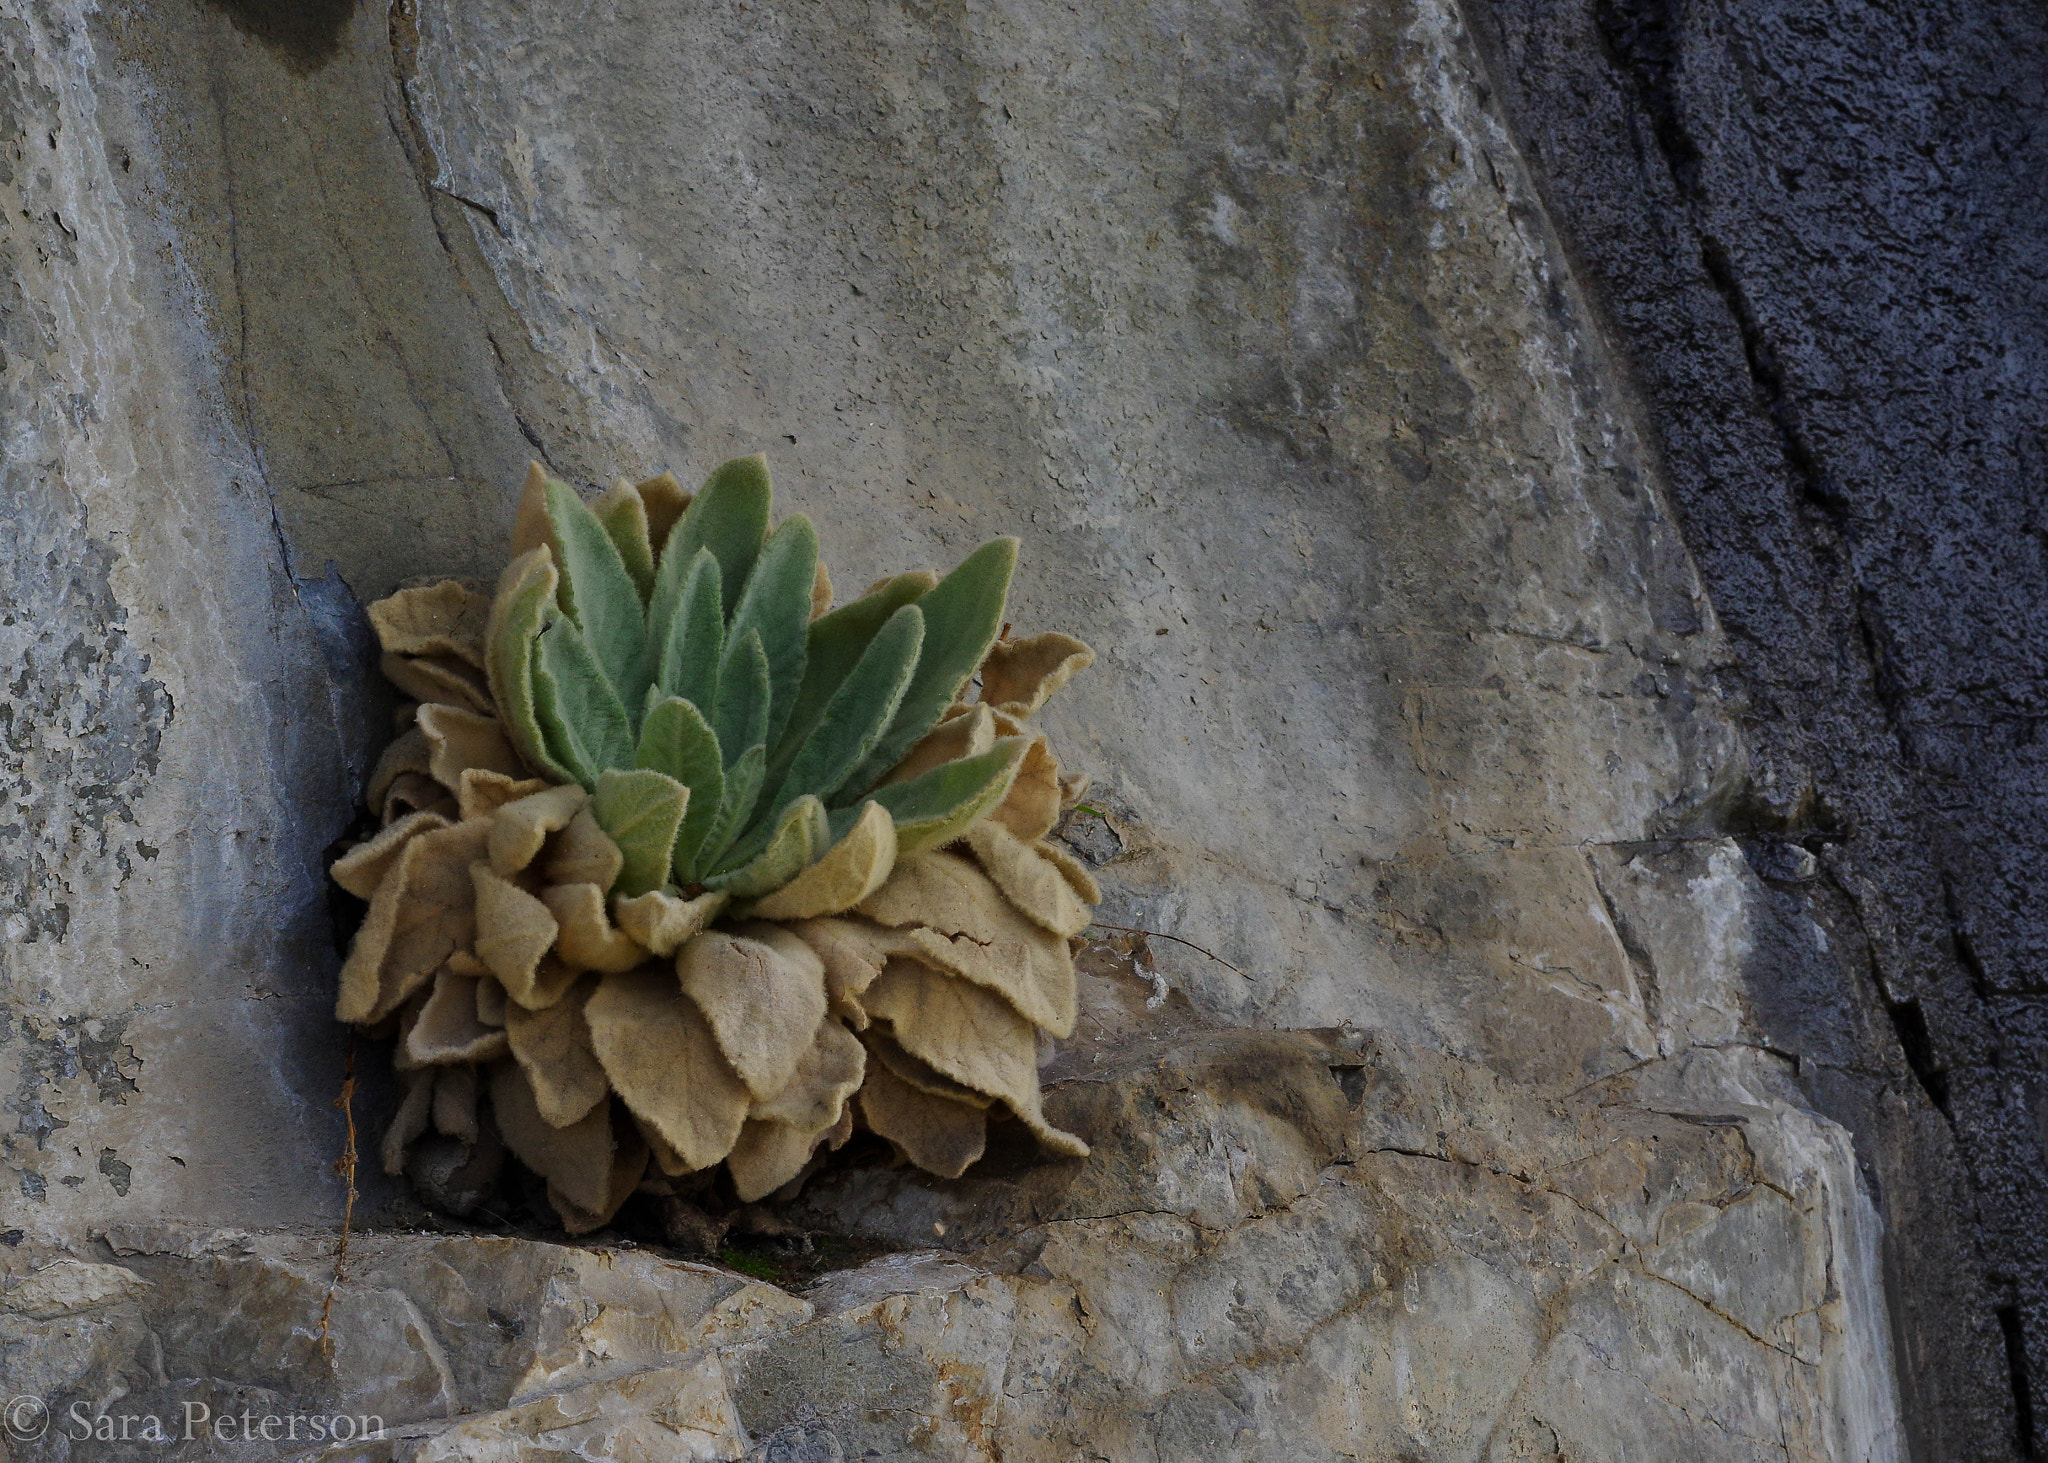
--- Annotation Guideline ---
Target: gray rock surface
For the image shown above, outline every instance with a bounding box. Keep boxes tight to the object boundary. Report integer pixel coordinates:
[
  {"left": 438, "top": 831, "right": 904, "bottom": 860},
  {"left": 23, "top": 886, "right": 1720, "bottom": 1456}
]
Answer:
[
  {"left": 4, "top": 1029, "right": 1896, "bottom": 1460},
  {"left": 5, "top": 0, "right": 2006, "bottom": 1454},
  {"left": 1467, "top": 1, "right": 2048, "bottom": 1453}
]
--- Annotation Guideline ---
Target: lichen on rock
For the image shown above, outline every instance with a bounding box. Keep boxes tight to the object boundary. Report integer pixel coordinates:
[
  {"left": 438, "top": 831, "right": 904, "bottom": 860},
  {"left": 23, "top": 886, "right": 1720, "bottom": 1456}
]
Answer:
[{"left": 333, "top": 457, "right": 1097, "bottom": 1230}]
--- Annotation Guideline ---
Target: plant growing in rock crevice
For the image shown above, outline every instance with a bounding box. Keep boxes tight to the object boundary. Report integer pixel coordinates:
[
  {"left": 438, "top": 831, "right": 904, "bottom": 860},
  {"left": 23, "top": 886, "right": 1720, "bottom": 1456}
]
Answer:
[{"left": 334, "top": 457, "right": 1100, "bottom": 1231}]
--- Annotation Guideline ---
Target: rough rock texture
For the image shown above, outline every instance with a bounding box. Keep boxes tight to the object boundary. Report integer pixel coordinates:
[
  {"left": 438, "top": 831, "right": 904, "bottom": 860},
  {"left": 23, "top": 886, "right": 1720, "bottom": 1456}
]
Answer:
[
  {"left": 1466, "top": 2, "right": 2048, "bottom": 1455},
  {"left": 4, "top": 0, "right": 2006, "bottom": 1454},
  {"left": 6, "top": 1028, "right": 1894, "bottom": 1461}
]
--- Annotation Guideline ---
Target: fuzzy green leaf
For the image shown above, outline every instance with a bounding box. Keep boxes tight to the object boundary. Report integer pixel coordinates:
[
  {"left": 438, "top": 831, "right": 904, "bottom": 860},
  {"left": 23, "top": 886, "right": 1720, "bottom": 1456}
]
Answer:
[
  {"left": 844, "top": 538, "right": 1016, "bottom": 797},
  {"left": 724, "top": 514, "right": 818, "bottom": 753},
  {"left": 637, "top": 696, "right": 726, "bottom": 879},
  {"left": 544, "top": 478, "right": 651, "bottom": 717},
  {"left": 692, "top": 742, "right": 765, "bottom": 878},
  {"left": 590, "top": 768, "right": 690, "bottom": 899},
  {"left": 705, "top": 794, "right": 826, "bottom": 896},
  {"left": 534, "top": 616, "right": 634, "bottom": 787},
  {"left": 652, "top": 548, "right": 725, "bottom": 715},
  {"left": 768, "top": 603, "right": 923, "bottom": 816},
  {"left": 866, "top": 736, "right": 1028, "bottom": 856},
  {"left": 666, "top": 455, "right": 772, "bottom": 620},
  {"left": 486, "top": 548, "right": 579, "bottom": 784},
  {"left": 769, "top": 569, "right": 935, "bottom": 785},
  {"left": 712, "top": 628, "right": 771, "bottom": 771}
]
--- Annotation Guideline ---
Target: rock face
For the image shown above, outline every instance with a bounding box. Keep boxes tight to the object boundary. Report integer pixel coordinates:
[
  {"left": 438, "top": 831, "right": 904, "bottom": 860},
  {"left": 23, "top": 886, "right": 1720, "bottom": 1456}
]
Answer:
[
  {"left": 6, "top": 1029, "right": 1894, "bottom": 1461},
  {"left": 1467, "top": 3, "right": 2048, "bottom": 1455},
  {"left": 9, "top": 0, "right": 2015, "bottom": 1454}
]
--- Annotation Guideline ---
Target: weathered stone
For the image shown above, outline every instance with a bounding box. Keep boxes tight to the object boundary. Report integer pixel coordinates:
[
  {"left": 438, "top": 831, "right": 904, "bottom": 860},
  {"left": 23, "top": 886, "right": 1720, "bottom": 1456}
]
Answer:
[
  {"left": 3, "top": 0, "right": 1990, "bottom": 1452},
  {"left": 0, "top": 1028, "right": 1900, "bottom": 1459}
]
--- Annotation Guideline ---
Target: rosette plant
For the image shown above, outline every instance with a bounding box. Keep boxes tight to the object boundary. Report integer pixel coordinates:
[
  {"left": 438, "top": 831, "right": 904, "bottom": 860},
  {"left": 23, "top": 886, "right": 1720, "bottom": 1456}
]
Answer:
[{"left": 333, "top": 457, "right": 1100, "bottom": 1232}]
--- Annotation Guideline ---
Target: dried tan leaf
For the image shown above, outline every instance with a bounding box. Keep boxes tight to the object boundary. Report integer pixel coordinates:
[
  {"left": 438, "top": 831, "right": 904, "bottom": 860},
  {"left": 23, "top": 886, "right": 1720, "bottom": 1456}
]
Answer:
[
  {"left": 381, "top": 651, "right": 495, "bottom": 716},
  {"left": 962, "top": 821, "right": 1093, "bottom": 937},
  {"left": 862, "top": 1022, "right": 994, "bottom": 1109},
  {"left": 987, "top": 734, "right": 1063, "bottom": 842},
  {"left": 368, "top": 726, "right": 434, "bottom": 813},
  {"left": 857, "top": 1059, "right": 986, "bottom": 1179},
  {"left": 539, "top": 808, "right": 625, "bottom": 892},
  {"left": 785, "top": 916, "right": 893, "bottom": 1028},
  {"left": 368, "top": 580, "right": 491, "bottom": 669},
  {"left": 475, "top": 972, "right": 508, "bottom": 1027},
  {"left": 676, "top": 924, "right": 829, "bottom": 1100},
  {"left": 637, "top": 1116, "right": 691, "bottom": 1177},
  {"left": 751, "top": 1017, "right": 866, "bottom": 1132},
  {"left": 506, "top": 974, "right": 609, "bottom": 1128},
  {"left": 551, "top": 1118, "right": 649, "bottom": 1235},
  {"left": 432, "top": 1064, "right": 479, "bottom": 1143},
  {"left": 417, "top": 703, "right": 527, "bottom": 794},
  {"left": 979, "top": 631, "right": 1093, "bottom": 718},
  {"left": 332, "top": 810, "right": 449, "bottom": 900},
  {"left": 470, "top": 862, "right": 562, "bottom": 1005},
  {"left": 458, "top": 769, "right": 549, "bottom": 822},
  {"left": 382, "top": 1069, "right": 434, "bottom": 1176},
  {"left": 543, "top": 882, "right": 650, "bottom": 973},
  {"left": 727, "top": 1119, "right": 826, "bottom": 1203},
  {"left": 1032, "top": 837, "right": 1103, "bottom": 905},
  {"left": 586, "top": 970, "right": 750, "bottom": 1172},
  {"left": 404, "top": 963, "right": 511, "bottom": 1067},
  {"left": 739, "top": 801, "right": 898, "bottom": 921},
  {"left": 882, "top": 703, "right": 994, "bottom": 787},
  {"left": 489, "top": 1060, "right": 614, "bottom": 1217},
  {"left": 382, "top": 771, "right": 455, "bottom": 825},
  {"left": 612, "top": 887, "right": 728, "bottom": 957},
  {"left": 857, "top": 850, "right": 1078, "bottom": 1038},
  {"left": 338, "top": 818, "right": 492, "bottom": 1025},
  {"left": 489, "top": 783, "right": 588, "bottom": 875},
  {"left": 810, "top": 559, "right": 833, "bottom": 621},
  {"left": 634, "top": 471, "right": 690, "bottom": 554},
  {"left": 863, "top": 960, "right": 1087, "bottom": 1158}
]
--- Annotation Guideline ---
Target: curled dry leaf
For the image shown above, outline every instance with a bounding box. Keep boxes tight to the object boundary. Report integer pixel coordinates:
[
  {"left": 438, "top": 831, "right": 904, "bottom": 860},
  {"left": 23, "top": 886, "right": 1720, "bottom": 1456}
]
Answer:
[
  {"left": 677, "top": 924, "right": 828, "bottom": 1099},
  {"left": 433, "top": 1065, "right": 479, "bottom": 1144},
  {"left": 858, "top": 1060, "right": 987, "bottom": 1179},
  {"left": 506, "top": 974, "right": 610, "bottom": 1127},
  {"left": 551, "top": 1122, "right": 649, "bottom": 1236},
  {"left": 538, "top": 809, "right": 626, "bottom": 891},
  {"left": 978, "top": 631, "right": 1094, "bottom": 719},
  {"left": 382, "top": 652, "right": 495, "bottom": 716},
  {"left": 470, "top": 863, "right": 560, "bottom": 1004},
  {"left": 458, "top": 768, "right": 549, "bottom": 822},
  {"left": 417, "top": 704, "right": 526, "bottom": 793},
  {"left": 489, "top": 1060, "right": 614, "bottom": 1217},
  {"left": 962, "top": 820, "right": 1093, "bottom": 937},
  {"left": 367, "top": 727, "right": 434, "bottom": 814},
  {"left": 856, "top": 849, "right": 1079, "bottom": 1038},
  {"left": 337, "top": 818, "right": 491, "bottom": 1025},
  {"left": 489, "top": 784, "right": 587, "bottom": 876},
  {"left": 586, "top": 969, "right": 751, "bottom": 1173},
  {"left": 405, "top": 964, "right": 510, "bottom": 1067},
  {"left": 369, "top": 580, "right": 491, "bottom": 668},
  {"left": 784, "top": 916, "right": 890, "bottom": 1028},
  {"left": 542, "top": 883, "right": 649, "bottom": 972},
  {"left": 862, "top": 960, "right": 1088, "bottom": 1158},
  {"left": 383, "top": 1071, "right": 434, "bottom": 1177},
  {"left": 332, "top": 810, "right": 448, "bottom": 900},
  {"left": 612, "top": 886, "right": 727, "bottom": 956}
]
